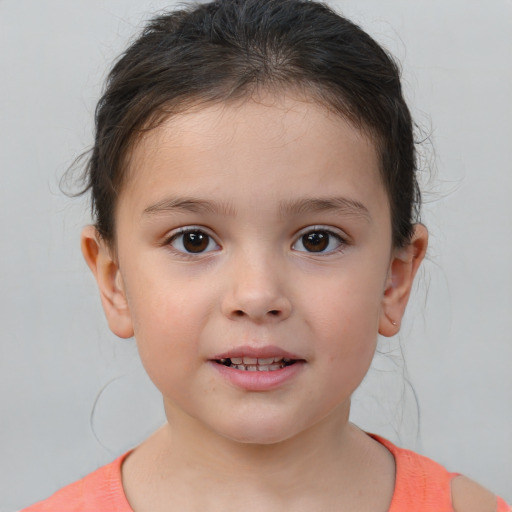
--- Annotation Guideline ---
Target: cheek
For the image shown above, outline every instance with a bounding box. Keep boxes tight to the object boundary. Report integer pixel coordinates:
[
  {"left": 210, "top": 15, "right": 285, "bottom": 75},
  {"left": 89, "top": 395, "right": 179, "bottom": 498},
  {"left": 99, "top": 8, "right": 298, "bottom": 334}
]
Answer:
[
  {"left": 122, "top": 271, "right": 213, "bottom": 385},
  {"left": 305, "top": 268, "right": 384, "bottom": 327},
  {"left": 302, "top": 269, "right": 384, "bottom": 363}
]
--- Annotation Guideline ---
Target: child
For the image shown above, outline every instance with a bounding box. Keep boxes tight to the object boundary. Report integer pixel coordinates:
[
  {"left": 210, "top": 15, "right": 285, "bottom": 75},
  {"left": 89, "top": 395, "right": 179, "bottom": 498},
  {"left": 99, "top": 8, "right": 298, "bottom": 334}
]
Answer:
[{"left": 21, "top": 0, "right": 510, "bottom": 510}]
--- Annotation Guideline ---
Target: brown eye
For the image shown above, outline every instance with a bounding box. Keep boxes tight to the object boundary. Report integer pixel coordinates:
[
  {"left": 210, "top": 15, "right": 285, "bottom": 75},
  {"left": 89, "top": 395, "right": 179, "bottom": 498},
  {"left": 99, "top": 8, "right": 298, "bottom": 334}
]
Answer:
[
  {"left": 302, "top": 232, "right": 329, "bottom": 252},
  {"left": 170, "top": 229, "right": 219, "bottom": 254},
  {"left": 182, "top": 232, "right": 209, "bottom": 252},
  {"left": 293, "top": 229, "right": 344, "bottom": 254}
]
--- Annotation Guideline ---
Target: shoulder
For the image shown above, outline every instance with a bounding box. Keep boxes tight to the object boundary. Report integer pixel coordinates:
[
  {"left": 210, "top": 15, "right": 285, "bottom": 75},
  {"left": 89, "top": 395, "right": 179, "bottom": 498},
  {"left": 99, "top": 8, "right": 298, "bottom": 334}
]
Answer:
[
  {"left": 451, "top": 476, "right": 507, "bottom": 512},
  {"left": 21, "top": 478, "right": 87, "bottom": 512},
  {"left": 369, "top": 434, "right": 510, "bottom": 512},
  {"left": 20, "top": 452, "right": 132, "bottom": 512}
]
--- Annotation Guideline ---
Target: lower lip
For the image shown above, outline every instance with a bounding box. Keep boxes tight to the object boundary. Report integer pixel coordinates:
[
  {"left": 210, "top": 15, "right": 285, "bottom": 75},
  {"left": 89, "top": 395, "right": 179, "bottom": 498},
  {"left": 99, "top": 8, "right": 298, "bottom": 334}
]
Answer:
[{"left": 210, "top": 361, "right": 305, "bottom": 391}]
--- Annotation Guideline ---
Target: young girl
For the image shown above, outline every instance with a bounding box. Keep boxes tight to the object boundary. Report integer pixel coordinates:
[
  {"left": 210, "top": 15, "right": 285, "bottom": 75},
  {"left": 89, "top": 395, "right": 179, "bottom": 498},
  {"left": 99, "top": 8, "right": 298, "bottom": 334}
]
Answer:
[{"left": 20, "top": 0, "right": 510, "bottom": 510}]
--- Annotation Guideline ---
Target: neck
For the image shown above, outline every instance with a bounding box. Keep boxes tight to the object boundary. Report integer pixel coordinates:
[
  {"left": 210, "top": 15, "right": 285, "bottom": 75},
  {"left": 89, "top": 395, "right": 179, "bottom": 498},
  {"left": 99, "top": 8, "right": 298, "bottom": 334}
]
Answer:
[
  {"left": 166, "top": 400, "right": 352, "bottom": 485},
  {"left": 122, "top": 402, "right": 395, "bottom": 511}
]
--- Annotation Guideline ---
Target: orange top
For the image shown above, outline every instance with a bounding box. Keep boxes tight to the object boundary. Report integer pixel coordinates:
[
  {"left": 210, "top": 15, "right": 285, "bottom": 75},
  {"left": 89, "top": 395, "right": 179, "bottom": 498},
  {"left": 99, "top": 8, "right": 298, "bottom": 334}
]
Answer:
[
  {"left": 22, "top": 435, "right": 511, "bottom": 512},
  {"left": 371, "top": 434, "right": 510, "bottom": 512}
]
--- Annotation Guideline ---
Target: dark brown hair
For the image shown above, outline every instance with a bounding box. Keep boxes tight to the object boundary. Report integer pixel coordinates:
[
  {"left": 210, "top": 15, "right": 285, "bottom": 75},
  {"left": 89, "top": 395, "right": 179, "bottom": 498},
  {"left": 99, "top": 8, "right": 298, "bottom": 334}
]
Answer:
[{"left": 82, "top": 0, "right": 420, "bottom": 247}]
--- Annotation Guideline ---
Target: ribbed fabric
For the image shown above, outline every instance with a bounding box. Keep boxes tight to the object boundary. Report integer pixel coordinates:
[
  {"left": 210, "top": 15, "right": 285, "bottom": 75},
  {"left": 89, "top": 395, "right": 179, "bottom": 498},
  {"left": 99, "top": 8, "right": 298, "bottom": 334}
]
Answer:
[
  {"left": 21, "top": 452, "right": 133, "bottom": 512},
  {"left": 22, "top": 436, "right": 511, "bottom": 511},
  {"left": 371, "top": 434, "right": 511, "bottom": 512},
  {"left": 371, "top": 434, "right": 456, "bottom": 511}
]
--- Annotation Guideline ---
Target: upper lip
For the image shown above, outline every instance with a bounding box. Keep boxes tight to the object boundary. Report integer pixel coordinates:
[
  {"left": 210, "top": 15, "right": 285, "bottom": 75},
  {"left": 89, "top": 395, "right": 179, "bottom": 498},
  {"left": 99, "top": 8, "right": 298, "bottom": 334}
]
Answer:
[{"left": 211, "top": 345, "right": 303, "bottom": 361}]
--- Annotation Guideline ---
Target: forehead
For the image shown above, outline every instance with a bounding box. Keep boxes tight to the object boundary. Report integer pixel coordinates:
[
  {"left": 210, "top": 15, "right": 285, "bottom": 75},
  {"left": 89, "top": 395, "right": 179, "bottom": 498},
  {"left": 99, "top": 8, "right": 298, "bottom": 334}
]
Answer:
[{"left": 120, "top": 94, "right": 387, "bottom": 219}]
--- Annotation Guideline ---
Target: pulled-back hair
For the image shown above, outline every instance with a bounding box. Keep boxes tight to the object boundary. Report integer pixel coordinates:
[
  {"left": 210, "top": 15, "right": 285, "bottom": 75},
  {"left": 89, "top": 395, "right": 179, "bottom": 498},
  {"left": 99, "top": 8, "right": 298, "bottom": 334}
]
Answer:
[{"left": 83, "top": 0, "right": 420, "bottom": 247}]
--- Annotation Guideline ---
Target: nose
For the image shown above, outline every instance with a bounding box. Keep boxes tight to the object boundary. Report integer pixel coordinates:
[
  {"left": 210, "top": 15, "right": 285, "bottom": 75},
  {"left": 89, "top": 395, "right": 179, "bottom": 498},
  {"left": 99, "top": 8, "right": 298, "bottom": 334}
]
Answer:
[{"left": 221, "top": 254, "right": 292, "bottom": 323}]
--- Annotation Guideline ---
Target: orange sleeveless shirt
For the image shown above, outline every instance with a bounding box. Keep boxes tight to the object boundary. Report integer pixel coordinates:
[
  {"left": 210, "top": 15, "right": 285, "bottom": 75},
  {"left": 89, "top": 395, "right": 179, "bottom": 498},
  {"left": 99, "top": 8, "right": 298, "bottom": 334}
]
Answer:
[{"left": 22, "top": 435, "right": 511, "bottom": 511}]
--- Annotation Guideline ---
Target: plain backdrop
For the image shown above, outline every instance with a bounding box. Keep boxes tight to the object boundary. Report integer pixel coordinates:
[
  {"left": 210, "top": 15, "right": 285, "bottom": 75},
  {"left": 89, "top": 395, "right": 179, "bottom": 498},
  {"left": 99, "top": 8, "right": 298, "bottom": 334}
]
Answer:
[{"left": 1, "top": 0, "right": 511, "bottom": 509}]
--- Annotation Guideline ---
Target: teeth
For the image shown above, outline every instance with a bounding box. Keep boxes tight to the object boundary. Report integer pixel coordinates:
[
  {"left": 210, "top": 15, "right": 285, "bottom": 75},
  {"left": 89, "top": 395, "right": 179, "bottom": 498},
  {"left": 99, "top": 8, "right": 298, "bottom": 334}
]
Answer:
[
  {"left": 216, "top": 356, "right": 297, "bottom": 371},
  {"left": 230, "top": 362, "right": 290, "bottom": 371},
  {"left": 241, "top": 357, "right": 287, "bottom": 365}
]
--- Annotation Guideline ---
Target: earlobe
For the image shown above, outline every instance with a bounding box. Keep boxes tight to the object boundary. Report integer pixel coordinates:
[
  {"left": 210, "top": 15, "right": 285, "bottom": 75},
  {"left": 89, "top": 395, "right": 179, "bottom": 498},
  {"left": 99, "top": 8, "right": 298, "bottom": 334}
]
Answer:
[
  {"left": 81, "top": 226, "right": 134, "bottom": 339},
  {"left": 379, "top": 224, "right": 428, "bottom": 337}
]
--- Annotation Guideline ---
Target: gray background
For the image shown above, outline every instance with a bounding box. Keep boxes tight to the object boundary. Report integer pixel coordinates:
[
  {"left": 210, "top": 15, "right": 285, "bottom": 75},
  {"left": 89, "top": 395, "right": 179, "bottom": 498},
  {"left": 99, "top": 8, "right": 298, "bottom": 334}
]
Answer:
[{"left": 1, "top": 0, "right": 511, "bottom": 509}]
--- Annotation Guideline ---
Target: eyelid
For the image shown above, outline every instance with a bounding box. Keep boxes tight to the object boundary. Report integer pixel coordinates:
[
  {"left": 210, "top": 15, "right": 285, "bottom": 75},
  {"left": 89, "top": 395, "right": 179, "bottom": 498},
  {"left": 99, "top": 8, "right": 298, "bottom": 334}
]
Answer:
[
  {"left": 164, "top": 225, "right": 220, "bottom": 255},
  {"left": 292, "top": 225, "right": 349, "bottom": 254}
]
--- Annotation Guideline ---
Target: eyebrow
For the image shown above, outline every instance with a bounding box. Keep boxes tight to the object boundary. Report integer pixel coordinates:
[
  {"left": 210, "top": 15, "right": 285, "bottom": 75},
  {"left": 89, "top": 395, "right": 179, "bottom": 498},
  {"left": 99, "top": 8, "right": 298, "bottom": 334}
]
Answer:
[
  {"left": 279, "top": 197, "right": 371, "bottom": 221},
  {"left": 142, "top": 195, "right": 370, "bottom": 221},
  {"left": 143, "top": 197, "right": 235, "bottom": 217}
]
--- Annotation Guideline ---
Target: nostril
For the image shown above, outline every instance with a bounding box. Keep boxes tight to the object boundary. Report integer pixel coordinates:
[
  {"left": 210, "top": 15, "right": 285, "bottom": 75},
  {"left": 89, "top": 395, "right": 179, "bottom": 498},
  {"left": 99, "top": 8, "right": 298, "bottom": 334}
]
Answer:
[{"left": 232, "top": 309, "right": 280, "bottom": 318}]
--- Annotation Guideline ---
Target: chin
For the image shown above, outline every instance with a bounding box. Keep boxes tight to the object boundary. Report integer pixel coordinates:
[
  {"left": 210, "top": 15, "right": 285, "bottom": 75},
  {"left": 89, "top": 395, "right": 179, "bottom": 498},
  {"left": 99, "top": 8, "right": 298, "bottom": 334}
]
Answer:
[
  {"left": 213, "top": 414, "right": 307, "bottom": 446},
  {"left": 224, "top": 430, "right": 291, "bottom": 446}
]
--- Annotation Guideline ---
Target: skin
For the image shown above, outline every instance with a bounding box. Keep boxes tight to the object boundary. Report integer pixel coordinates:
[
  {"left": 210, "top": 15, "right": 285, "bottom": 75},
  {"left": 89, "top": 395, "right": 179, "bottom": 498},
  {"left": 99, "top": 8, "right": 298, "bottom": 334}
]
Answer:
[{"left": 82, "top": 93, "right": 430, "bottom": 511}]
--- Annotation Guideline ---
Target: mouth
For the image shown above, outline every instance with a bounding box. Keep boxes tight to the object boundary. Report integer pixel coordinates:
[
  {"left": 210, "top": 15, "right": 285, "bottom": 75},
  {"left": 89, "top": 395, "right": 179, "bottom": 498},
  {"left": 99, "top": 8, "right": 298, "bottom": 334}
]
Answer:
[
  {"left": 210, "top": 347, "right": 305, "bottom": 390},
  {"left": 215, "top": 356, "right": 297, "bottom": 372}
]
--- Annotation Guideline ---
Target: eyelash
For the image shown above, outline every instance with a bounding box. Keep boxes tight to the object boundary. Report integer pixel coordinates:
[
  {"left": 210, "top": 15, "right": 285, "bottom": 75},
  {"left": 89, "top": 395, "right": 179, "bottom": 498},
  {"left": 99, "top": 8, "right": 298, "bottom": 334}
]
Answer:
[
  {"left": 292, "top": 226, "right": 347, "bottom": 255},
  {"left": 164, "top": 226, "right": 348, "bottom": 256},
  {"left": 165, "top": 227, "right": 220, "bottom": 257}
]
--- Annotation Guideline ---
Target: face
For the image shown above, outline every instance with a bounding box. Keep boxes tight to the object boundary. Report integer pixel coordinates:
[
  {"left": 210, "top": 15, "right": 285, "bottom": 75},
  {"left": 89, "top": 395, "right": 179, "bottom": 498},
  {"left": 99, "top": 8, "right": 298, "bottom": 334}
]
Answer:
[{"left": 85, "top": 94, "right": 423, "bottom": 445}]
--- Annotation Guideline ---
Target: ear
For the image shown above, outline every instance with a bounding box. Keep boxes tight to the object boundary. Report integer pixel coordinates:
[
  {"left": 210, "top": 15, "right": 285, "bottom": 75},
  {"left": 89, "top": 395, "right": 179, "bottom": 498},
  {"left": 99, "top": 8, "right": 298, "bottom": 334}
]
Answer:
[
  {"left": 379, "top": 224, "right": 428, "bottom": 337},
  {"left": 81, "top": 225, "right": 134, "bottom": 339}
]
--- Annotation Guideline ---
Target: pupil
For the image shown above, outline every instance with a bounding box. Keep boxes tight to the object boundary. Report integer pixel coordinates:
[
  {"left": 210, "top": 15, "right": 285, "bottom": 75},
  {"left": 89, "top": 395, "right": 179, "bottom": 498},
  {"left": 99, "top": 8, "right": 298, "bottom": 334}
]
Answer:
[
  {"left": 183, "top": 232, "right": 208, "bottom": 253},
  {"left": 303, "top": 232, "right": 328, "bottom": 252}
]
